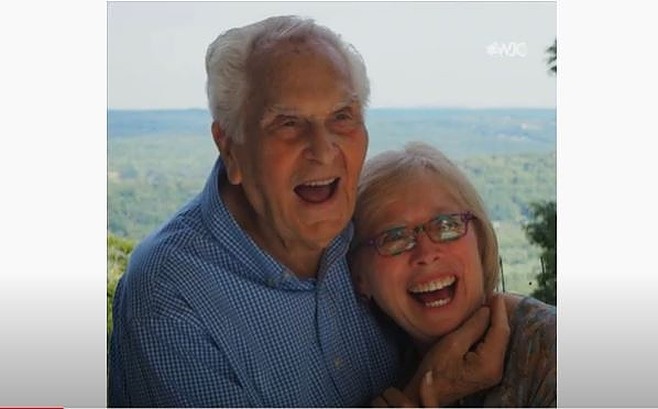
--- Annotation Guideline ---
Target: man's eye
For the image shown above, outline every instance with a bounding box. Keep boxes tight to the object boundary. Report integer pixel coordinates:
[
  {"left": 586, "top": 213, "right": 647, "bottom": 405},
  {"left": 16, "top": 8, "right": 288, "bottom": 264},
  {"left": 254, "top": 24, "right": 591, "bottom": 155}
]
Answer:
[
  {"left": 267, "top": 116, "right": 305, "bottom": 138},
  {"left": 329, "top": 109, "right": 359, "bottom": 134},
  {"left": 334, "top": 111, "right": 352, "bottom": 121},
  {"left": 281, "top": 118, "right": 298, "bottom": 127}
]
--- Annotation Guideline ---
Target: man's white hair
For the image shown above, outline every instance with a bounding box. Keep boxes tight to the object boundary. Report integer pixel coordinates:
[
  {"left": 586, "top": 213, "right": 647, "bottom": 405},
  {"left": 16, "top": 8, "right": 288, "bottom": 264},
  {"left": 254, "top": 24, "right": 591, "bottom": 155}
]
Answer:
[{"left": 205, "top": 15, "right": 370, "bottom": 143}]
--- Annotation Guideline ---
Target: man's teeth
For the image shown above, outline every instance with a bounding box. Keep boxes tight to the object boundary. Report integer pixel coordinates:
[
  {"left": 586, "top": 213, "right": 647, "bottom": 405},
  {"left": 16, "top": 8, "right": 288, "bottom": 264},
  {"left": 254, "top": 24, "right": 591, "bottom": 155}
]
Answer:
[
  {"left": 302, "top": 178, "right": 336, "bottom": 187},
  {"left": 408, "top": 276, "right": 456, "bottom": 294}
]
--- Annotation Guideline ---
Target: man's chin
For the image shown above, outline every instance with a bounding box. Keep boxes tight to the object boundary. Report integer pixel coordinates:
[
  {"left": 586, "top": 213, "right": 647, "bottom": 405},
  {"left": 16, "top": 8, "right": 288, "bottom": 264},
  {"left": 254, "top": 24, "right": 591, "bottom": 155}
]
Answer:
[{"left": 299, "top": 219, "right": 348, "bottom": 248}]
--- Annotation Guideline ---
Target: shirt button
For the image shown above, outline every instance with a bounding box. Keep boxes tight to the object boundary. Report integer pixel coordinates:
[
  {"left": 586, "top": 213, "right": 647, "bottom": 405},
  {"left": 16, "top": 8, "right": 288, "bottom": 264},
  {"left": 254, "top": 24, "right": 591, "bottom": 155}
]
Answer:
[
  {"left": 267, "top": 277, "right": 277, "bottom": 287},
  {"left": 333, "top": 357, "right": 343, "bottom": 368}
]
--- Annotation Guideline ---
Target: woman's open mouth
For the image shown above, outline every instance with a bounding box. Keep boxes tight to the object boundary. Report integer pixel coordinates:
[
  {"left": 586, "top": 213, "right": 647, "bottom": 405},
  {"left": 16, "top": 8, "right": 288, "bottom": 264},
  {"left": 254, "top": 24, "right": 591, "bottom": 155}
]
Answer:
[
  {"left": 408, "top": 275, "right": 457, "bottom": 308},
  {"left": 294, "top": 177, "right": 340, "bottom": 204}
]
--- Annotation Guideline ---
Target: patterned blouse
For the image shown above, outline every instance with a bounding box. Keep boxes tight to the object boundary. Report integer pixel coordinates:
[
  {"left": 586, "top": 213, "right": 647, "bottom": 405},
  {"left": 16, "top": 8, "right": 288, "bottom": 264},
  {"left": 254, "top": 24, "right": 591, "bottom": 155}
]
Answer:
[{"left": 459, "top": 296, "right": 557, "bottom": 407}]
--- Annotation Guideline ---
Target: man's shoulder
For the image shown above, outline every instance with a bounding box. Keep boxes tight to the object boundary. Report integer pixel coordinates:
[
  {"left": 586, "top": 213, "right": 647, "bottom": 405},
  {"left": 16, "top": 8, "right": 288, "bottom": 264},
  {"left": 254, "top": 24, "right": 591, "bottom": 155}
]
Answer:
[
  {"left": 131, "top": 207, "right": 203, "bottom": 268},
  {"left": 115, "top": 206, "right": 231, "bottom": 322},
  {"left": 119, "top": 205, "right": 213, "bottom": 295}
]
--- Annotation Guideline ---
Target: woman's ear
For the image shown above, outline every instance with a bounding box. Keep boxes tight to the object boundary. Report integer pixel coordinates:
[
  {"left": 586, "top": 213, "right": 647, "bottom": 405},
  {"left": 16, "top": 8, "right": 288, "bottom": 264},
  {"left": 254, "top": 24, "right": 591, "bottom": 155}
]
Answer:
[
  {"left": 349, "top": 255, "right": 372, "bottom": 301},
  {"left": 212, "top": 121, "right": 242, "bottom": 185}
]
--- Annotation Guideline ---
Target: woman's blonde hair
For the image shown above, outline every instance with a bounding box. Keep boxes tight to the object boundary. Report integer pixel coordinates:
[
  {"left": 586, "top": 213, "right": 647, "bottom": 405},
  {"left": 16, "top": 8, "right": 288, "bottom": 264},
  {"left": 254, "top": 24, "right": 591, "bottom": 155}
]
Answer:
[{"left": 354, "top": 141, "right": 500, "bottom": 295}]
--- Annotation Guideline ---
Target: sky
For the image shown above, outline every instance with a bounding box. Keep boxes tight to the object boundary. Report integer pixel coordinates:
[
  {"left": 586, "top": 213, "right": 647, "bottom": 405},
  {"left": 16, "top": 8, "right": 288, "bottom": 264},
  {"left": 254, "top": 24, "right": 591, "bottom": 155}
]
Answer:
[{"left": 108, "top": 1, "right": 556, "bottom": 110}]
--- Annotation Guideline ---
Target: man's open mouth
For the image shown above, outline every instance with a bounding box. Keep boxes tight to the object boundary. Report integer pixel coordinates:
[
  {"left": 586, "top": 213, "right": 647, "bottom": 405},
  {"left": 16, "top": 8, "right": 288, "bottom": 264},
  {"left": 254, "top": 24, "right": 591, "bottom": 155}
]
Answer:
[
  {"left": 408, "top": 275, "right": 457, "bottom": 308},
  {"left": 294, "top": 177, "right": 340, "bottom": 204}
]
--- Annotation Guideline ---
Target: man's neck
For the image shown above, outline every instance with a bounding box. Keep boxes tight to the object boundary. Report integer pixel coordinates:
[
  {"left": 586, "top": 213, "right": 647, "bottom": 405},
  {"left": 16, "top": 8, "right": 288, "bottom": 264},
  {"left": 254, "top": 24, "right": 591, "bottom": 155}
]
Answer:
[{"left": 219, "top": 178, "right": 323, "bottom": 279}]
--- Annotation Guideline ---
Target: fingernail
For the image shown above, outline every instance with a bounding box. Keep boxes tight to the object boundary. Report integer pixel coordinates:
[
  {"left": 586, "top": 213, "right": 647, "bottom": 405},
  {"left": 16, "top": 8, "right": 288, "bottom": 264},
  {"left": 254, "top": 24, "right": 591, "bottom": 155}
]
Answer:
[{"left": 424, "top": 370, "right": 433, "bottom": 386}]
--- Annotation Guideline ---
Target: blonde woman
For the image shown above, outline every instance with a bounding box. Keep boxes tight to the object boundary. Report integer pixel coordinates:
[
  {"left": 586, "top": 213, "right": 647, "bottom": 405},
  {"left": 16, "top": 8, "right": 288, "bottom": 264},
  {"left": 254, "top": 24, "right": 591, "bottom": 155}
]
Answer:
[{"left": 349, "top": 142, "right": 556, "bottom": 407}]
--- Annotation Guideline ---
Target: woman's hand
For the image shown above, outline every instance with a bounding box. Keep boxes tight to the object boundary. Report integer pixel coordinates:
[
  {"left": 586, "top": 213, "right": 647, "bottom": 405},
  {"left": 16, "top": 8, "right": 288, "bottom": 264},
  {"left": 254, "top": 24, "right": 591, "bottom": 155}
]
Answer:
[
  {"left": 405, "top": 294, "right": 510, "bottom": 407},
  {"left": 371, "top": 387, "right": 417, "bottom": 407}
]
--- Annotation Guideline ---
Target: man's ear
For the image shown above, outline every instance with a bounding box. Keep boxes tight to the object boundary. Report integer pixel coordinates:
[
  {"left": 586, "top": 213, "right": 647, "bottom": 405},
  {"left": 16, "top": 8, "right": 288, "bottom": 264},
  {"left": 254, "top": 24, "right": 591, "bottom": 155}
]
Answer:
[{"left": 212, "top": 121, "right": 242, "bottom": 185}]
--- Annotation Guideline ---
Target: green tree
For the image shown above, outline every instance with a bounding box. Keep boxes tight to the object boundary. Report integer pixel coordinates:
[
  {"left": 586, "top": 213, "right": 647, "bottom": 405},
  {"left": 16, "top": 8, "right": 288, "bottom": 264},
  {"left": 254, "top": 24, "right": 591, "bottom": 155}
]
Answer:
[
  {"left": 107, "top": 233, "right": 135, "bottom": 337},
  {"left": 524, "top": 201, "right": 556, "bottom": 305},
  {"left": 546, "top": 39, "right": 557, "bottom": 75},
  {"left": 521, "top": 39, "right": 558, "bottom": 305}
]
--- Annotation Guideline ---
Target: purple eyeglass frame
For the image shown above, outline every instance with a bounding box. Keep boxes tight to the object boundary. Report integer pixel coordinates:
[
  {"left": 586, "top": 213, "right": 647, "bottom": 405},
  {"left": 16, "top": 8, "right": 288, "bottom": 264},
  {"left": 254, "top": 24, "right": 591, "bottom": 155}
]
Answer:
[{"left": 359, "top": 211, "right": 476, "bottom": 256}]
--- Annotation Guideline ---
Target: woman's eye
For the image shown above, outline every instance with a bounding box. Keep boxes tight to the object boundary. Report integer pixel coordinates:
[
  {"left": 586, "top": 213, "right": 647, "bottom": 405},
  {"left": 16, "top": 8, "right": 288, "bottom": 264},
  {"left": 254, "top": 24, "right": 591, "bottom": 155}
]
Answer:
[
  {"left": 441, "top": 220, "right": 457, "bottom": 230},
  {"left": 433, "top": 216, "right": 458, "bottom": 231},
  {"left": 381, "top": 229, "right": 407, "bottom": 243}
]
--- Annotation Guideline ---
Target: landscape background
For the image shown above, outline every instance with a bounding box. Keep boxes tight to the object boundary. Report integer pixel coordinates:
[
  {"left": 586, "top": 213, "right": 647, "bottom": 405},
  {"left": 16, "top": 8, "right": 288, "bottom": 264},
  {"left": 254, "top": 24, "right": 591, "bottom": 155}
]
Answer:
[
  {"left": 107, "top": 107, "right": 556, "bottom": 332},
  {"left": 106, "top": 1, "right": 557, "bottom": 337}
]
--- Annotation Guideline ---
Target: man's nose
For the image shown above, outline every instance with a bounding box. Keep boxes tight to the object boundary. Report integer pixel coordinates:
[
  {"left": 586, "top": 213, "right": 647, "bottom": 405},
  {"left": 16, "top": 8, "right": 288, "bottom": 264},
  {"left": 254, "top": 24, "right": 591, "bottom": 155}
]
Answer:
[{"left": 305, "top": 124, "right": 338, "bottom": 164}]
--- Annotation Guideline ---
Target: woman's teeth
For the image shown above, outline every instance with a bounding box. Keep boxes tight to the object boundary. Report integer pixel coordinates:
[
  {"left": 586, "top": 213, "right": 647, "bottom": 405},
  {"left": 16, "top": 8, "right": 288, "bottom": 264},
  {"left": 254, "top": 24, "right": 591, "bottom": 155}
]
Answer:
[
  {"left": 408, "top": 275, "right": 456, "bottom": 294},
  {"left": 408, "top": 276, "right": 456, "bottom": 308},
  {"left": 425, "top": 298, "right": 451, "bottom": 307}
]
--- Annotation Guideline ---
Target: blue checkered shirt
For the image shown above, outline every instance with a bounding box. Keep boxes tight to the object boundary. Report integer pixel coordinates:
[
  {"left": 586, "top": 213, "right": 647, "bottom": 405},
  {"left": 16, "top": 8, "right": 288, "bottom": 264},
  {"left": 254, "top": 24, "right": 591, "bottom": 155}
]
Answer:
[{"left": 108, "top": 157, "right": 400, "bottom": 407}]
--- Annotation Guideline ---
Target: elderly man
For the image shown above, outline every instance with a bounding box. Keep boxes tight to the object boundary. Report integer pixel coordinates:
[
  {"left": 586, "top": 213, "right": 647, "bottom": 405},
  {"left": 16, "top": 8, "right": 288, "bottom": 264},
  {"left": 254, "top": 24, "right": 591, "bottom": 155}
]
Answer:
[{"left": 109, "top": 15, "right": 508, "bottom": 407}]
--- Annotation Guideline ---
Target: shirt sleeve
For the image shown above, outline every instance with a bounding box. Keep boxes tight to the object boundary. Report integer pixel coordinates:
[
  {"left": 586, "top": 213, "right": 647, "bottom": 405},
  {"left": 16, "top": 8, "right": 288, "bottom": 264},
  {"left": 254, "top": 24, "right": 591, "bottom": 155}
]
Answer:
[
  {"left": 513, "top": 298, "right": 557, "bottom": 407},
  {"left": 109, "top": 314, "right": 256, "bottom": 407}
]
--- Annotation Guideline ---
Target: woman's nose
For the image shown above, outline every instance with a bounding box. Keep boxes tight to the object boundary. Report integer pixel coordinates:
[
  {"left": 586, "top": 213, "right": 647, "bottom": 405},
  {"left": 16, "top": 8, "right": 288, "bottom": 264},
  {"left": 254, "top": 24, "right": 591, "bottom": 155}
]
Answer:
[{"left": 409, "top": 229, "right": 442, "bottom": 266}]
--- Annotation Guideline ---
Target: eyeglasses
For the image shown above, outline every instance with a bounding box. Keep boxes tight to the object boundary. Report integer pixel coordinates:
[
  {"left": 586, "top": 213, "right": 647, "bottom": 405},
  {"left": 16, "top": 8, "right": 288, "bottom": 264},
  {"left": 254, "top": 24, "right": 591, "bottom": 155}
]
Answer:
[{"left": 358, "top": 212, "right": 476, "bottom": 257}]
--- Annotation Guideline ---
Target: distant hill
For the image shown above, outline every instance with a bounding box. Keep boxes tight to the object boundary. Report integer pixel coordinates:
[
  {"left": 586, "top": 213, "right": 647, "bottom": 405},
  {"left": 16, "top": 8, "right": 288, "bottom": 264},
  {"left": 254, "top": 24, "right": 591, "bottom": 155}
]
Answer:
[
  {"left": 365, "top": 108, "right": 555, "bottom": 159},
  {"left": 108, "top": 109, "right": 212, "bottom": 138},
  {"left": 108, "top": 108, "right": 555, "bottom": 159},
  {"left": 107, "top": 108, "right": 556, "bottom": 295}
]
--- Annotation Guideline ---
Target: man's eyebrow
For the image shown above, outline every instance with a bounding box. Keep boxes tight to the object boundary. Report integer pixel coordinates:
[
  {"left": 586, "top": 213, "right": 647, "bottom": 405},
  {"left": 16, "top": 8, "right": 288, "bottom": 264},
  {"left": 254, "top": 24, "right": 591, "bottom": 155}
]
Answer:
[
  {"left": 332, "top": 95, "right": 359, "bottom": 111},
  {"left": 259, "top": 105, "right": 298, "bottom": 125},
  {"left": 268, "top": 105, "right": 298, "bottom": 115},
  {"left": 259, "top": 95, "right": 359, "bottom": 125}
]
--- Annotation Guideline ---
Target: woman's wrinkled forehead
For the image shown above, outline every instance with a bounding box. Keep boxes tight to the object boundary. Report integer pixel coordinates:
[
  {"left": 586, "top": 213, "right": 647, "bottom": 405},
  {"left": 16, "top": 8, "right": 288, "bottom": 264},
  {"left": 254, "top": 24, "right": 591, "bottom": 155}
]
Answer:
[
  {"left": 361, "top": 166, "right": 463, "bottom": 207},
  {"left": 355, "top": 168, "right": 465, "bottom": 235}
]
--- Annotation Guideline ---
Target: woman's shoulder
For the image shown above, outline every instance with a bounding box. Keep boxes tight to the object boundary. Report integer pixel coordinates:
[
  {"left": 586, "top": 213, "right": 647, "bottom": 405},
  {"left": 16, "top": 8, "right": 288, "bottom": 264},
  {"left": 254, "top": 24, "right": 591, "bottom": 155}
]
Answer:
[
  {"left": 502, "top": 294, "right": 556, "bottom": 375},
  {"left": 504, "top": 293, "right": 556, "bottom": 332},
  {"left": 483, "top": 294, "right": 557, "bottom": 407}
]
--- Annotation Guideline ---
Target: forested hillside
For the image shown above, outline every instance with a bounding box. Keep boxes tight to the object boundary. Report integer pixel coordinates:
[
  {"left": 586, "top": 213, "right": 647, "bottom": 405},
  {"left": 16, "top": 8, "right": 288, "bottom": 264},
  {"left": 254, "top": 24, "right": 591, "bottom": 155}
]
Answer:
[
  {"left": 108, "top": 136, "right": 554, "bottom": 296},
  {"left": 462, "top": 152, "right": 556, "bottom": 221},
  {"left": 108, "top": 133, "right": 217, "bottom": 238},
  {"left": 108, "top": 107, "right": 556, "bottom": 300}
]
